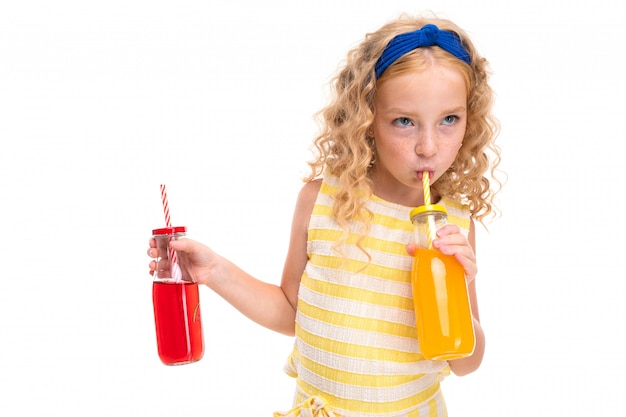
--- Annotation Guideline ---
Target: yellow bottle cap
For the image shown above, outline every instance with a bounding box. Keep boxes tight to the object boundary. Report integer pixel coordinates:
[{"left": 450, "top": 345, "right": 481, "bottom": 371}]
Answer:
[{"left": 409, "top": 204, "right": 447, "bottom": 220}]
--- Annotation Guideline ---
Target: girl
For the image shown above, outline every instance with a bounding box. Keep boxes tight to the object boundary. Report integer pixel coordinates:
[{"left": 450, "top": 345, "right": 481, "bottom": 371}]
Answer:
[{"left": 148, "top": 14, "right": 500, "bottom": 417}]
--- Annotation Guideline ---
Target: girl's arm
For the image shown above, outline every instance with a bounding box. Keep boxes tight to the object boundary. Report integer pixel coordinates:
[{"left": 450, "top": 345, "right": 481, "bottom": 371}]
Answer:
[
  {"left": 149, "top": 180, "right": 319, "bottom": 336},
  {"left": 278, "top": 179, "right": 322, "bottom": 316}
]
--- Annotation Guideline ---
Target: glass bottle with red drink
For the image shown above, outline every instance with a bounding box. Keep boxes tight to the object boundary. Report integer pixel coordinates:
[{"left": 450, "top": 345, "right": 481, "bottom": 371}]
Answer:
[{"left": 152, "top": 226, "right": 204, "bottom": 365}]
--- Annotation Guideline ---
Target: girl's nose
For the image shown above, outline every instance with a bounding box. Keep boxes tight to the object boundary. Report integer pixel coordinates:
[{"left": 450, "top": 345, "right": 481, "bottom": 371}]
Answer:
[{"left": 415, "top": 130, "right": 437, "bottom": 158}]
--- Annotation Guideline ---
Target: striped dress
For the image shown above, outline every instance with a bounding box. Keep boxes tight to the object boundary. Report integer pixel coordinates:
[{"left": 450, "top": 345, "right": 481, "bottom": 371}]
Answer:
[{"left": 275, "top": 174, "right": 471, "bottom": 417}]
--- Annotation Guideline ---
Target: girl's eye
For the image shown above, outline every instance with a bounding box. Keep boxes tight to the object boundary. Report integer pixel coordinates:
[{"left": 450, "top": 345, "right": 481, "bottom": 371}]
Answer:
[
  {"left": 393, "top": 117, "right": 414, "bottom": 127},
  {"left": 442, "top": 115, "right": 458, "bottom": 125}
]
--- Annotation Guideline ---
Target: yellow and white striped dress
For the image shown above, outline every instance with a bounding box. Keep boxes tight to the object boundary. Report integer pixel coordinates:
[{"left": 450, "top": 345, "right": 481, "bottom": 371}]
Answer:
[{"left": 275, "top": 174, "right": 471, "bottom": 417}]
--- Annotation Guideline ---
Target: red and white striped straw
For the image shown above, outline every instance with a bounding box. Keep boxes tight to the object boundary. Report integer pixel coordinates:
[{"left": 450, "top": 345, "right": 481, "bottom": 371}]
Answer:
[
  {"left": 159, "top": 184, "right": 179, "bottom": 275},
  {"left": 160, "top": 184, "right": 172, "bottom": 228}
]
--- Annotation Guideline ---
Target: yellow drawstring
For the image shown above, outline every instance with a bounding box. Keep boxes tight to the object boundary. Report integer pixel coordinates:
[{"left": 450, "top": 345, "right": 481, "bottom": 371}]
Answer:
[{"left": 274, "top": 396, "right": 338, "bottom": 417}]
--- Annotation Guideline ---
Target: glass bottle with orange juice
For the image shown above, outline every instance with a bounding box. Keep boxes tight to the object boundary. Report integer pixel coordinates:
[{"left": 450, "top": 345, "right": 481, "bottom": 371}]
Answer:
[{"left": 410, "top": 205, "right": 475, "bottom": 360}]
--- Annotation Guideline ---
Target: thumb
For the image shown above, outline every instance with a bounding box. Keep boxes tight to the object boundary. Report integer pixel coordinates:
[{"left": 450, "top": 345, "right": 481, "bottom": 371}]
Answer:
[
  {"left": 169, "top": 238, "right": 189, "bottom": 252},
  {"left": 406, "top": 241, "right": 417, "bottom": 256}
]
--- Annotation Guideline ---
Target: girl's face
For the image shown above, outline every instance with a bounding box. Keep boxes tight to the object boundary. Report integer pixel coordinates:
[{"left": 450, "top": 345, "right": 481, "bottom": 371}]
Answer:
[{"left": 370, "top": 63, "right": 467, "bottom": 206}]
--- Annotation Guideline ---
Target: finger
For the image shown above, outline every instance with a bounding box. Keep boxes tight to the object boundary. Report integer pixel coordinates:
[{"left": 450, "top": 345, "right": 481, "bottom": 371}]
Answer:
[
  {"left": 433, "top": 230, "right": 470, "bottom": 249},
  {"left": 435, "top": 237, "right": 475, "bottom": 263},
  {"left": 433, "top": 237, "right": 468, "bottom": 253},
  {"left": 452, "top": 252, "right": 477, "bottom": 282},
  {"left": 169, "top": 238, "right": 187, "bottom": 252},
  {"left": 157, "top": 258, "right": 170, "bottom": 270},
  {"left": 406, "top": 241, "right": 417, "bottom": 256},
  {"left": 436, "top": 224, "right": 461, "bottom": 237}
]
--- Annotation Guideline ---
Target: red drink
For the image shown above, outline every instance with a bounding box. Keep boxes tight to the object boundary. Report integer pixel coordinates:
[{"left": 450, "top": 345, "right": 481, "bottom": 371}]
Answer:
[{"left": 152, "top": 281, "right": 204, "bottom": 365}]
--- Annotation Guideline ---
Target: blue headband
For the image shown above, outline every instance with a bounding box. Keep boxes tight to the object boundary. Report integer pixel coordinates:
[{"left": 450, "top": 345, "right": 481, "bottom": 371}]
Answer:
[{"left": 375, "top": 24, "right": 471, "bottom": 78}]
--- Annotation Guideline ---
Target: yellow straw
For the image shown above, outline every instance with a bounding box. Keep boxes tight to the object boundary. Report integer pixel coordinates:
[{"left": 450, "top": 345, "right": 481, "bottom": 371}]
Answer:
[
  {"left": 422, "top": 172, "right": 431, "bottom": 205},
  {"left": 422, "top": 172, "right": 437, "bottom": 249}
]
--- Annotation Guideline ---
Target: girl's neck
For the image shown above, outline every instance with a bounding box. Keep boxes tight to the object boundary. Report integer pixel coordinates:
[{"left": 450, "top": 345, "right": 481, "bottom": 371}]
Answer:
[{"left": 369, "top": 172, "right": 425, "bottom": 207}]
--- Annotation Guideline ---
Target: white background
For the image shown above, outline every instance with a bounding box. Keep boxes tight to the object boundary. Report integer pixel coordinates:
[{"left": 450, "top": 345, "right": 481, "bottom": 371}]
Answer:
[{"left": 1, "top": 0, "right": 624, "bottom": 415}]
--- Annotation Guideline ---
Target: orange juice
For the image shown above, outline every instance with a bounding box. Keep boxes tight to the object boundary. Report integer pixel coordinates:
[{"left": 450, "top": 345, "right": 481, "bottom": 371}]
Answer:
[{"left": 412, "top": 248, "right": 475, "bottom": 360}]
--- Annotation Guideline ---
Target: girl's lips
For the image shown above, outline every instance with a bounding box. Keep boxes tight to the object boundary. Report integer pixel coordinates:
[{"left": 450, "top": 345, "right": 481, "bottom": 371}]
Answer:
[{"left": 417, "top": 170, "right": 435, "bottom": 180}]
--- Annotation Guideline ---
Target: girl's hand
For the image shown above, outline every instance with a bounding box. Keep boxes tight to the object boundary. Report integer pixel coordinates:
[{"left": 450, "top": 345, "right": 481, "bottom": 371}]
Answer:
[
  {"left": 147, "top": 238, "right": 218, "bottom": 287},
  {"left": 432, "top": 224, "right": 477, "bottom": 284},
  {"left": 406, "top": 224, "right": 477, "bottom": 284}
]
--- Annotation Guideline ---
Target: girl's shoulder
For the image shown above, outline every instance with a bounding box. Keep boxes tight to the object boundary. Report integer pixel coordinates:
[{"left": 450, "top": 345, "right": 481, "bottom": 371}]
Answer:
[
  {"left": 439, "top": 196, "right": 471, "bottom": 234},
  {"left": 299, "top": 178, "right": 323, "bottom": 202},
  {"left": 439, "top": 196, "right": 470, "bottom": 213},
  {"left": 293, "top": 178, "right": 323, "bottom": 222}
]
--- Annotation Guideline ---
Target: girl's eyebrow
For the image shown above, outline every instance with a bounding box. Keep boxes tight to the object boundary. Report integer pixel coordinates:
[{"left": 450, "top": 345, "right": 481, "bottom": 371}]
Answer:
[
  {"left": 444, "top": 106, "right": 467, "bottom": 114},
  {"left": 383, "top": 106, "right": 467, "bottom": 115}
]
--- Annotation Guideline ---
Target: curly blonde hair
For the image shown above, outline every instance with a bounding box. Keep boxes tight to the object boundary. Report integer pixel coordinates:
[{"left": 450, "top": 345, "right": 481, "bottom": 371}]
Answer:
[{"left": 306, "top": 14, "right": 501, "bottom": 242}]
